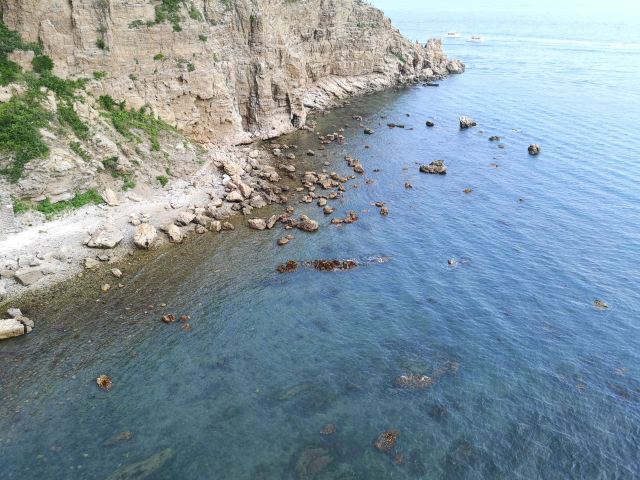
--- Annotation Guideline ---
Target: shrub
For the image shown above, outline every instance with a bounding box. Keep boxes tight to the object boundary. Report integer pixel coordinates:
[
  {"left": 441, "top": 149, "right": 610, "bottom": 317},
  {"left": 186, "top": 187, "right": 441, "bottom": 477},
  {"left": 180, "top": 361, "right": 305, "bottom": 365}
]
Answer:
[
  {"left": 93, "top": 70, "right": 107, "bottom": 80},
  {"left": 157, "top": 175, "right": 169, "bottom": 187},
  {"left": 96, "top": 39, "right": 106, "bottom": 50},
  {"left": 35, "top": 189, "right": 104, "bottom": 218},
  {"left": 32, "top": 55, "right": 54, "bottom": 73},
  {"left": 153, "top": 53, "right": 165, "bottom": 61},
  {"left": 0, "top": 96, "right": 50, "bottom": 182}
]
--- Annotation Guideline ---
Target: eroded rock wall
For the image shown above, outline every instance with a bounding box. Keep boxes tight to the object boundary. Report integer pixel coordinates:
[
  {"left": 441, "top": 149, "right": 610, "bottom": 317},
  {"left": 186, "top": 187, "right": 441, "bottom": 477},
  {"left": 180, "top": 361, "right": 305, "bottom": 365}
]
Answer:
[{"left": 0, "top": 0, "right": 458, "bottom": 144}]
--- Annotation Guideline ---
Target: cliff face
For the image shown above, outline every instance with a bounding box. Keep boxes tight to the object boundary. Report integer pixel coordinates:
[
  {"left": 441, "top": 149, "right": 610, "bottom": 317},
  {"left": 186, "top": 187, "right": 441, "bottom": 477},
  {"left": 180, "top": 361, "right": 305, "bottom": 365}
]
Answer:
[{"left": 0, "top": 0, "right": 459, "bottom": 144}]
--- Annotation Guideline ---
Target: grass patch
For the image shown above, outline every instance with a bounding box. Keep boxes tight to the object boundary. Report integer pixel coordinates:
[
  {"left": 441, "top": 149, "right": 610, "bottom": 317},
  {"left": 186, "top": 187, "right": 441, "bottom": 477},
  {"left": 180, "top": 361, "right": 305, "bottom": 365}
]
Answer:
[
  {"left": 35, "top": 189, "right": 104, "bottom": 219},
  {"left": 198, "top": 34, "right": 208, "bottom": 42},
  {"left": 153, "top": 52, "right": 165, "bottom": 61},
  {"left": 32, "top": 55, "right": 53, "bottom": 73},
  {"left": 12, "top": 198, "right": 30, "bottom": 214},
  {"left": 156, "top": 175, "right": 169, "bottom": 187},
  {"left": 93, "top": 70, "right": 107, "bottom": 80}
]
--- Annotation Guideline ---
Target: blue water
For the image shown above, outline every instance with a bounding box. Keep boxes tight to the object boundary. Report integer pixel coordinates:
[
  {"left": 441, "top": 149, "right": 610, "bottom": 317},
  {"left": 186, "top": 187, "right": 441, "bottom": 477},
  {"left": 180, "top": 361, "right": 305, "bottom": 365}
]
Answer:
[{"left": 1, "top": 5, "right": 640, "bottom": 479}]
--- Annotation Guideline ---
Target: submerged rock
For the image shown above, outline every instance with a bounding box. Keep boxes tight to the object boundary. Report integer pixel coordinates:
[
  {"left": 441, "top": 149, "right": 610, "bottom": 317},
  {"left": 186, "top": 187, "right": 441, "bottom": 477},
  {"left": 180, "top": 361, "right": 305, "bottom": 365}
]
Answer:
[
  {"left": 488, "top": 135, "right": 501, "bottom": 142},
  {"left": 277, "top": 261, "right": 299, "bottom": 273},
  {"left": 364, "top": 128, "right": 375, "bottom": 135},
  {"left": 374, "top": 430, "right": 400, "bottom": 454},
  {"left": 420, "top": 160, "right": 447, "bottom": 175},
  {"left": 105, "top": 448, "right": 174, "bottom": 480},
  {"left": 295, "top": 447, "right": 333, "bottom": 480},
  {"left": 162, "top": 314, "right": 176, "bottom": 324},
  {"left": 311, "top": 259, "right": 358, "bottom": 272},
  {"left": 528, "top": 144, "right": 541, "bottom": 155},
  {"left": 459, "top": 116, "right": 477, "bottom": 129},
  {"left": 105, "top": 431, "right": 133, "bottom": 446},
  {"left": 594, "top": 299, "right": 609, "bottom": 310},
  {"left": 321, "top": 423, "right": 337, "bottom": 435},
  {"left": 395, "top": 374, "right": 433, "bottom": 390},
  {"left": 96, "top": 375, "right": 113, "bottom": 391}
]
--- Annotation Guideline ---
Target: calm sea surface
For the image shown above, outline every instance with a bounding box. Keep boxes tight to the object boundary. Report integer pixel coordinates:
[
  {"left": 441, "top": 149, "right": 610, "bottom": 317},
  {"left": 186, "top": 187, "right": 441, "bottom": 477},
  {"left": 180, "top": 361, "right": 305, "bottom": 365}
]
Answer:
[{"left": 1, "top": 5, "right": 639, "bottom": 479}]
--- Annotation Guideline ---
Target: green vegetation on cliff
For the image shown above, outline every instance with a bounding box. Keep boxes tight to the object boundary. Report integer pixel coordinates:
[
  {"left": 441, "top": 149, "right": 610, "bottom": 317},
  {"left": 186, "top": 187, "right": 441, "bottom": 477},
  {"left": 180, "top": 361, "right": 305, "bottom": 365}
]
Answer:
[{"left": 0, "top": 20, "right": 89, "bottom": 182}]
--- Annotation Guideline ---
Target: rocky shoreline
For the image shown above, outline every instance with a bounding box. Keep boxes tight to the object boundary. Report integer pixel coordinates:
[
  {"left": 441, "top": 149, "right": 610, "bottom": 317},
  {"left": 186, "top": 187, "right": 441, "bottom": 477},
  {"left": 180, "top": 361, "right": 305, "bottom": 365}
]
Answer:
[{"left": 0, "top": 0, "right": 466, "bottom": 337}]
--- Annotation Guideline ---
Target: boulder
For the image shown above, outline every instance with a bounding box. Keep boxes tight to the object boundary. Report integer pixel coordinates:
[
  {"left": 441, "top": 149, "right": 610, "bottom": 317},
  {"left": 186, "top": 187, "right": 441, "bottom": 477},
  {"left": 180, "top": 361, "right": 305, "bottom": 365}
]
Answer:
[
  {"left": 102, "top": 189, "right": 119, "bottom": 207},
  {"left": 528, "top": 144, "right": 541, "bottom": 156},
  {"left": 298, "top": 215, "right": 319, "bottom": 232},
  {"left": 0, "top": 318, "right": 31, "bottom": 340},
  {"left": 459, "top": 116, "right": 477, "bottom": 129},
  {"left": 447, "top": 59, "right": 466, "bottom": 74},
  {"left": 165, "top": 224, "right": 184, "bottom": 243},
  {"left": 7, "top": 308, "right": 22, "bottom": 318},
  {"left": 176, "top": 211, "right": 196, "bottom": 226},
  {"left": 267, "top": 215, "right": 278, "bottom": 229},
  {"left": 226, "top": 190, "right": 244, "bottom": 203},
  {"left": 14, "top": 268, "right": 45, "bottom": 286},
  {"left": 86, "top": 224, "right": 124, "bottom": 249},
  {"left": 426, "top": 121, "right": 435, "bottom": 127},
  {"left": 111, "top": 268, "right": 123, "bottom": 278},
  {"left": 133, "top": 224, "right": 157, "bottom": 249},
  {"left": 237, "top": 181, "right": 253, "bottom": 199},
  {"left": 248, "top": 218, "right": 267, "bottom": 230},
  {"left": 364, "top": 128, "right": 375, "bottom": 135},
  {"left": 420, "top": 160, "right": 447, "bottom": 175}
]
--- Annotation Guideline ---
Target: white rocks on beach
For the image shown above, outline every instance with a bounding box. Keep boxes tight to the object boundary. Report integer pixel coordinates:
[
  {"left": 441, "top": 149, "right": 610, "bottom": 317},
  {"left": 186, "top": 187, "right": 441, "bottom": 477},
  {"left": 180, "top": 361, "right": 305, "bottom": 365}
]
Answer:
[
  {"left": 248, "top": 218, "right": 267, "bottom": 230},
  {"left": 133, "top": 224, "right": 158, "bottom": 249},
  {"left": 102, "top": 189, "right": 119, "bottom": 207},
  {"left": 86, "top": 224, "right": 124, "bottom": 249}
]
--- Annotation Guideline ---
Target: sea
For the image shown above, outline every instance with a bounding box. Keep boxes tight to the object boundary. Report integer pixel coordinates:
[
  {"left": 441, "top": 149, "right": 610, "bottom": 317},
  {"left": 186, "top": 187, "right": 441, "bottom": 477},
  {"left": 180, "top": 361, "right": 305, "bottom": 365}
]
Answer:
[{"left": 1, "top": 2, "right": 639, "bottom": 479}]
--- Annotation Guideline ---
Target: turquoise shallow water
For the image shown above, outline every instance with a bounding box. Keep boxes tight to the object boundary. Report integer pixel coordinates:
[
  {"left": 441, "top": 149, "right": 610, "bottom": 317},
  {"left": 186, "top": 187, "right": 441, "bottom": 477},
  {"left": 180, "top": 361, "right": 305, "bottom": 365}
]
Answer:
[{"left": 1, "top": 5, "right": 640, "bottom": 480}]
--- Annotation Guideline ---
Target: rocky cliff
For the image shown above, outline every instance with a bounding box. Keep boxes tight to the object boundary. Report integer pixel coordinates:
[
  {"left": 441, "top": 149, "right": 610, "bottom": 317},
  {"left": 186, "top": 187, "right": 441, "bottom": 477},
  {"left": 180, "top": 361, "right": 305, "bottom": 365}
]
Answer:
[{"left": 1, "top": 0, "right": 461, "bottom": 145}]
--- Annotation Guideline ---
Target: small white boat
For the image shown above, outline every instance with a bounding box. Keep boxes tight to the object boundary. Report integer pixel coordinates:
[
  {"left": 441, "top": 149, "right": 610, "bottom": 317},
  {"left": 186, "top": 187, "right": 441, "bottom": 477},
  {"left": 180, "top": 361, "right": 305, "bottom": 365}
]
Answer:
[
  {"left": 447, "top": 32, "right": 460, "bottom": 38},
  {"left": 467, "top": 36, "right": 483, "bottom": 43}
]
